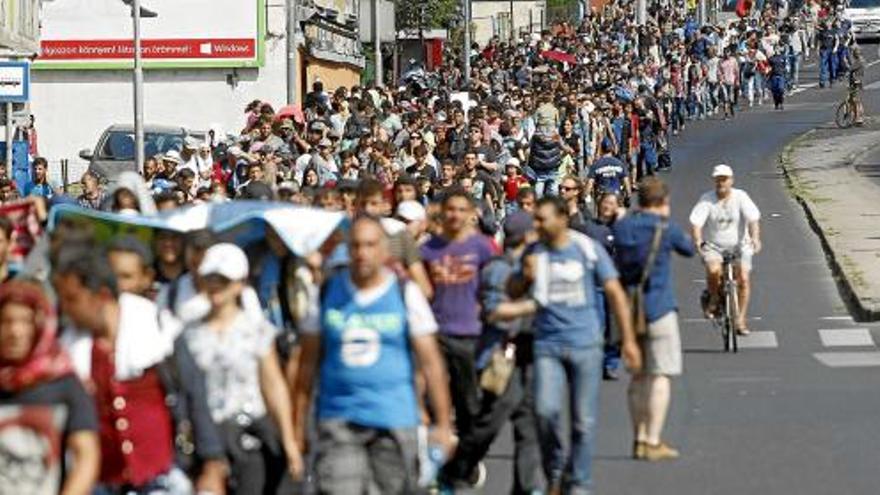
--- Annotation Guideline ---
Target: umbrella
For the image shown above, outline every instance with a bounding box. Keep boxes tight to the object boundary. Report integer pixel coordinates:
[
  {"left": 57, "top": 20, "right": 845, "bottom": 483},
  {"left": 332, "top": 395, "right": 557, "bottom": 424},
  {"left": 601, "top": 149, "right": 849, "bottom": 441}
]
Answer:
[
  {"left": 48, "top": 202, "right": 348, "bottom": 257},
  {"left": 276, "top": 105, "right": 305, "bottom": 125},
  {"left": 541, "top": 50, "right": 578, "bottom": 65}
]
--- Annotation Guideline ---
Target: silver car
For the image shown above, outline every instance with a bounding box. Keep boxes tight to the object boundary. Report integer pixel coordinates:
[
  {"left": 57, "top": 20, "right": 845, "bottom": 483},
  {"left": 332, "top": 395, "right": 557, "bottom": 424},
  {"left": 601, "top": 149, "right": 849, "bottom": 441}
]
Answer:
[{"left": 79, "top": 124, "right": 190, "bottom": 182}]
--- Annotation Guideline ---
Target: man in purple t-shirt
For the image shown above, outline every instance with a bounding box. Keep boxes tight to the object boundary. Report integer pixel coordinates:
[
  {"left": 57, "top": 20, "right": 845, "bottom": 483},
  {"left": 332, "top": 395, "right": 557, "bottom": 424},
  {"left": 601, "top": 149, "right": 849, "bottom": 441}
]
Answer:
[{"left": 421, "top": 188, "right": 495, "bottom": 485}]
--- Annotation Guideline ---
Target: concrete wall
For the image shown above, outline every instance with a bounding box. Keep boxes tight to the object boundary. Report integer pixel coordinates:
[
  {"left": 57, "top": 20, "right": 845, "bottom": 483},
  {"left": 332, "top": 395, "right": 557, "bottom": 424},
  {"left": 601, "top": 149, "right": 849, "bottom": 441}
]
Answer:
[
  {"left": 31, "top": 1, "right": 290, "bottom": 179},
  {"left": 471, "top": 0, "right": 546, "bottom": 46}
]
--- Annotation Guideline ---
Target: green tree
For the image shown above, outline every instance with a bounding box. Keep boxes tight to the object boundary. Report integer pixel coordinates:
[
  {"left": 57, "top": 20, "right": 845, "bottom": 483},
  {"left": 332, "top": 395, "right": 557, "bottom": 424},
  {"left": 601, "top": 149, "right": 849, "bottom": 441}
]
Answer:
[{"left": 395, "top": 0, "right": 460, "bottom": 33}]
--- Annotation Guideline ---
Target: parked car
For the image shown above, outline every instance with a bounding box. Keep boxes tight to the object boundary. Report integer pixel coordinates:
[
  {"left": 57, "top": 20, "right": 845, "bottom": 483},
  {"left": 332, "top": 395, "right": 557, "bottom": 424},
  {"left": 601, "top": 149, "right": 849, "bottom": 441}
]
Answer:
[
  {"left": 78, "top": 124, "right": 190, "bottom": 182},
  {"left": 845, "top": 0, "right": 880, "bottom": 40}
]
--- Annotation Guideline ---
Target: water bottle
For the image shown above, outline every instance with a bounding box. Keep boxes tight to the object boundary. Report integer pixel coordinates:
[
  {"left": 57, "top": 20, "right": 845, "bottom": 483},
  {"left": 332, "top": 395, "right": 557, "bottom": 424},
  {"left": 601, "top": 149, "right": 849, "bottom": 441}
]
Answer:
[{"left": 417, "top": 425, "right": 448, "bottom": 489}]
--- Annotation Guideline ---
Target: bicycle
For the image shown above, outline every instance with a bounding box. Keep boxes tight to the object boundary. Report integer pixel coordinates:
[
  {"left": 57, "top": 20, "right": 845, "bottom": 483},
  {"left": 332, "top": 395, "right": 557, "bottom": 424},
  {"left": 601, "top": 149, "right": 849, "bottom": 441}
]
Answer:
[
  {"left": 701, "top": 243, "right": 741, "bottom": 353},
  {"left": 835, "top": 87, "right": 861, "bottom": 129}
]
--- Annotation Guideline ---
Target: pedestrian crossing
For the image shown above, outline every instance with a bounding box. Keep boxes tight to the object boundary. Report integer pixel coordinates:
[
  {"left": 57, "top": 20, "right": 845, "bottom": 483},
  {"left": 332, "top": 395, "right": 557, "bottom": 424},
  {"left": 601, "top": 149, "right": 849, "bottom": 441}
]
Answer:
[
  {"left": 682, "top": 316, "right": 880, "bottom": 367},
  {"left": 813, "top": 325, "right": 880, "bottom": 368}
]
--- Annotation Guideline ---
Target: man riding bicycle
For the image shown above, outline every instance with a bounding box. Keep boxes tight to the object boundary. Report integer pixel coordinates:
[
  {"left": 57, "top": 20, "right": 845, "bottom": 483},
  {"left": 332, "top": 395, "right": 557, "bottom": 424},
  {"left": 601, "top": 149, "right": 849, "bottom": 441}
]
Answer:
[
  {"left": 586, "top": 141, "right": 632, "bottom": 206},
  {"left": 689, "top": 165, "right": 762, "bottom": 335}
]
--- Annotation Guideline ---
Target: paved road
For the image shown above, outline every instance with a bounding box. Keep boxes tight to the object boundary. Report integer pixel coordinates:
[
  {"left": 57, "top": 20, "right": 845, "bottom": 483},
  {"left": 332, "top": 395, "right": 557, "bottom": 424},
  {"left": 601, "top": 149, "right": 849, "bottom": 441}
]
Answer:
[{"left": 481, "top": 48, "right": 880, "bottom": 495}]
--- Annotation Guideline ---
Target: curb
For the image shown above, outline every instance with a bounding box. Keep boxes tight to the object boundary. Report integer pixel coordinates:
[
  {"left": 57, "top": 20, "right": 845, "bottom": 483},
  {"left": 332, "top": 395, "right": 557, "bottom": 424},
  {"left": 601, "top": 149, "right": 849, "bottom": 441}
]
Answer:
[{"left": 779, "top": 130, "right": 880, "bottom": 322}]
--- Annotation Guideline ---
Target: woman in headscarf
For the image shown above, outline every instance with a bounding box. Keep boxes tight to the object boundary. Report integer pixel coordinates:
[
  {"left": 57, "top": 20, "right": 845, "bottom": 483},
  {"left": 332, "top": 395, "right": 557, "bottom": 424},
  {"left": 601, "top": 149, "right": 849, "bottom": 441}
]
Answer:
[{"left": 0, "top": 281, "right": 99, "bottom": 495}]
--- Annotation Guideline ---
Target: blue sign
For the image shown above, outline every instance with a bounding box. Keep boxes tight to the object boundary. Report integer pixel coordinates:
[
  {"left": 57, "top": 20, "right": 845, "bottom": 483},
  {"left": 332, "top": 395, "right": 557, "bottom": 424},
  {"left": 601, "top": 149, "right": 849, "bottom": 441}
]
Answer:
[
  {"left": 0, "top": 141, "right": 32, "bottom": 192},
  {"left": 0, "top": 62, "right": 30, "bottom": 103}
]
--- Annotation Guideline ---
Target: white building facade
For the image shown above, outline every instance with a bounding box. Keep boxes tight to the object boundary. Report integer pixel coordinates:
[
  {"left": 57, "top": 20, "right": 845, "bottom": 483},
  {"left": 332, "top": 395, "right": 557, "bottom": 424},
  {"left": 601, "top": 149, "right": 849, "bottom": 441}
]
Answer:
[{"left": 32, "top": 0, "right": 361, "bottom": 177}]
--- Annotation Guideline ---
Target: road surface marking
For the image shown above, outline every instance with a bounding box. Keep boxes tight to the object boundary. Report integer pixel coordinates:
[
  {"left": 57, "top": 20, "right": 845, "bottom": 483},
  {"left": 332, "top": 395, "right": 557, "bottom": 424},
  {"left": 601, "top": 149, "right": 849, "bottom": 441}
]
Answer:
[
  {"left": 681, "top": 316, "right": 762, "bottom": 323},
  {"left": 819, "top": 329, "right": 874, "bottom": 347},
  {"left": 813, "top": 352, "right": 880, "bottom": 367},
  {"left": 738, "top": 331, "right": 778, "bottom": 349},
  {"left": 819, "top": 316, "right": 853, "bottom": 322}
]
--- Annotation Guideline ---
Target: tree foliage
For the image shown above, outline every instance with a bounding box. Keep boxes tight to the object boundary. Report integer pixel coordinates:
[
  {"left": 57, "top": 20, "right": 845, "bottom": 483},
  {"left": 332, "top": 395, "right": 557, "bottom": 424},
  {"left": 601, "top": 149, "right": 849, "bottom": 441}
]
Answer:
[{"left": 395, "top": 0, "right": 460, "bottom": 33}]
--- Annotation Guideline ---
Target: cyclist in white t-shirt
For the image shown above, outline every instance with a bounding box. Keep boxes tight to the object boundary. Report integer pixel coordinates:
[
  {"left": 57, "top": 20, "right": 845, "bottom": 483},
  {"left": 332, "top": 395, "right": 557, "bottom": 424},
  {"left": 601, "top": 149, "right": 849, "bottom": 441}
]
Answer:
[{"left": 689, "top": 165, "right": 762, "bottom": 335}]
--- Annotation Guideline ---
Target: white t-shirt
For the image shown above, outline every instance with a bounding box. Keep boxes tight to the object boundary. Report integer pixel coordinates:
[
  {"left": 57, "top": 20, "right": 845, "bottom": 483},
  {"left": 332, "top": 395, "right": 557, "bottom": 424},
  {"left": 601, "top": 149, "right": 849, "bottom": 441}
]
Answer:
[
  {"left": 689, "top": 188, "right": 761, "bottom": 249},
  {"left": 300, "top": 270, "right": 437, "bottom": 337}
]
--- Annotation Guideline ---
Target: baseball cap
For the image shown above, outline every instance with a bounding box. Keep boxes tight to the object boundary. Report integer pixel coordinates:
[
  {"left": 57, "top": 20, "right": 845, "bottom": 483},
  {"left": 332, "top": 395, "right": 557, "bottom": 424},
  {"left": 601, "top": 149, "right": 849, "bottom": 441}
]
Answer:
[
  {"left": 396, "top": 200, "right": 426, "bottom": 222},
  {"left": 198, "top": 243, "right": 249, "bottom": 281},
  {"left": 309, "top": 121, "right": 327, "bottom": 133},
  {"left": 505, "top": 157, "right": 522, "bottom": 169},
  {"left": 279, "top": 119, "right": 295, "bottom": 130},
  {"left": 277, "top": 181, "right": 298, "bottom": 192},
  {"left": 318, "top": 138, "right": 332, "bottom": 148},
  {"left": 162, "top": 150, "right": 182, "bottom": 164},
  {"left": 503, "top": 211, "right": 534, "bottom": 248},
  {"left": 712, "top": 164, "right": 734, "bottom": 178}
]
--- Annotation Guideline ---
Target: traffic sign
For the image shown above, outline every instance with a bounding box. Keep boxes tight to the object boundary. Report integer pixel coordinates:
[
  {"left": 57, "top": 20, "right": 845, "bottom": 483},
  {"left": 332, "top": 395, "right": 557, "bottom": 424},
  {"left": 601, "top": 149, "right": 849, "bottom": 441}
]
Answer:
[{"left": 0, "top": 61, "right": 30, "bottom": 103}]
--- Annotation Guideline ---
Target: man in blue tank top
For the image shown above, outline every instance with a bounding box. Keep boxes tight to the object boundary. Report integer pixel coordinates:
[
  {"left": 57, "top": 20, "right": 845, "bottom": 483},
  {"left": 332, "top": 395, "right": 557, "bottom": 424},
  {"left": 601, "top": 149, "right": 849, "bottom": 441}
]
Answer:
[{"left": 293, "top": 216, "right": 453, "bottom": 494}]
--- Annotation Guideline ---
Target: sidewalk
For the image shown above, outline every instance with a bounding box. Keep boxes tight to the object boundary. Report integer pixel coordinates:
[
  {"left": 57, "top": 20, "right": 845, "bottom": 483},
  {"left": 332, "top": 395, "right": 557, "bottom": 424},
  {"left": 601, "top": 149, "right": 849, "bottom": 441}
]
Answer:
[{"left": 781, "top": 124, "right": 880, "bottom": 321}]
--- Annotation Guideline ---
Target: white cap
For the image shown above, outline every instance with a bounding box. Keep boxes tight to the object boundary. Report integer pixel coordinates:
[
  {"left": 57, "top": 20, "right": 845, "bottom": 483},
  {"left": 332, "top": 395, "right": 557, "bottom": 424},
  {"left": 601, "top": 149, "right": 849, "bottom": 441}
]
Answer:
[
  {"left": 198, "top": 243, "right": 249, "bottom": 280},
  {"left": 506, "top": 157, "right": 522, "bottom": 169},
  {"left": 396, "top": 200, "right": 426, "bottom": 222},
  {"left": 163, "top": 150, "right": 181, "bottom": 164},
  {"left": 712, "top": 164, "right": 734, "bottom": 178}
]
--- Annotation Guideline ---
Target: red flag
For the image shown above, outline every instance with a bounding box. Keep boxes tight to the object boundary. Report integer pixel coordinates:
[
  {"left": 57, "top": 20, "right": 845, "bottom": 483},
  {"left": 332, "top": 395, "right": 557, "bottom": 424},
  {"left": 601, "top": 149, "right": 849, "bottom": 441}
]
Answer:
[{"left": 736, "top": 0, "right": 752, "bottom": 18}]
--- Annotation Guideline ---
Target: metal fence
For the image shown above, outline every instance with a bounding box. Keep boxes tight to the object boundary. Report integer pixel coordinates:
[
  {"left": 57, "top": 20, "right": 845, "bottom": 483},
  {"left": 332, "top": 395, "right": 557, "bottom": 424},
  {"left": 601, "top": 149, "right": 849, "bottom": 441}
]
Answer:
[{"left": 48, "top": 159, "right": 87, "bottom": 192}]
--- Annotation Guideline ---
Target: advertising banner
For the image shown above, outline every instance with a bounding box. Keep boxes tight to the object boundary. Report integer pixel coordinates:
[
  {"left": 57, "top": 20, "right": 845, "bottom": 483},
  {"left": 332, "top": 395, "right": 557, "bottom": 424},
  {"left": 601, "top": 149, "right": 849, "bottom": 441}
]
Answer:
[{"left": 35, "top": 0, "right": 265, "bottom": 69}]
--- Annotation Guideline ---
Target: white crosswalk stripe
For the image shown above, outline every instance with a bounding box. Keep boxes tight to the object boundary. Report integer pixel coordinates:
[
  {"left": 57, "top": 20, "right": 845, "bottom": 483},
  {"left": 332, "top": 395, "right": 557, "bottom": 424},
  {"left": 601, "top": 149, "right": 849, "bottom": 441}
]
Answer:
[
  {"left": 813, "top": 352, "right": 880, "bottom": 368},
  {"left": 738, "top": 331, "right": 778, "bottom": 349},
  {"left": 818, "top": 329, "right": 875, "bottom": 347}
]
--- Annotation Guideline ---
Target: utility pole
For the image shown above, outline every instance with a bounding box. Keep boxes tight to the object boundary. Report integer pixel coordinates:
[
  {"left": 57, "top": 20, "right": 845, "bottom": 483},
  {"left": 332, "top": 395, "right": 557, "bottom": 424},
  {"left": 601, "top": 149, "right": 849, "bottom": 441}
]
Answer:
[
  {"left": 286, "top": 0, "right": 298, "bottom": 105},
  {"left": 132, "top": 0, "right": 145, "bottom": 174},
  {"left": 509, "top": 0, "right": 515, "bottom": 41},
  {"left": 637, "top": 0, "right": 647, "bottom": 25},
  {"left": 373, "top": 0, "right": 383, "bottom": 86},
  {"left": 463, "top": 0, "right": 470, "bottom": 88}
]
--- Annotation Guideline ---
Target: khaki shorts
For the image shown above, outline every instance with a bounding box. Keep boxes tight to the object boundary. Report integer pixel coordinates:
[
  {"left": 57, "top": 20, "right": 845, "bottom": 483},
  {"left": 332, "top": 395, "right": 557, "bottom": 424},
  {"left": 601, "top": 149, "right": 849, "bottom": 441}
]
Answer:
[
  {"left": 700, "top": 245, "right": 754, "bottom": 272},
  {"left": 640, "top": 312, "right": 682, "bottom": 376}
]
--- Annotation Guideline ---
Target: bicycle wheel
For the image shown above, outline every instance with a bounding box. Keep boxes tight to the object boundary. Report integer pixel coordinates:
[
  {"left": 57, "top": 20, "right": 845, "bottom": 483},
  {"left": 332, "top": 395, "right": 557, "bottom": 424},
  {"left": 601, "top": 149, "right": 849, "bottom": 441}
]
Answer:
[
  {"left": 720, "top": 289, "right": 731, "bottom": 352},
  {"left": 836, "top": 101, "right": 855, "bottom": 129},
  {"left": 727, "top": 280, "right": 739, "bottom": 353}
]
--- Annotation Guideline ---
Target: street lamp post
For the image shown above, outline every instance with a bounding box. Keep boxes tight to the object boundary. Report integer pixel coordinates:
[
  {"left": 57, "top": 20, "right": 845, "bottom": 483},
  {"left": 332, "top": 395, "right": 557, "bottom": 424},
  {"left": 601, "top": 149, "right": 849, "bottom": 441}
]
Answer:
[
  {"left": 463, "top": 0, "right": 470, "bottom": 88},
  {"left": 286, "top": 0, "right": 299, "bottom": 105},
  {"left": 373, "top": 0, "right": 382, "bottom": 86},
  {"left": 132, "top": 0, "right": 145, "bottom": 174}
]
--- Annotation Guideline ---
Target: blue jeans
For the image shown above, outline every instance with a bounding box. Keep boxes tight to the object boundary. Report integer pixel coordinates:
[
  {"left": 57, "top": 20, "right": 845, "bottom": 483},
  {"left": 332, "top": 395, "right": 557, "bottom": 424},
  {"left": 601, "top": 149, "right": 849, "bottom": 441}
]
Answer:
[
  {"left": 534, "top": 169, "right": 559, "bottom": 197},
  {"left": 819, "top": 48, "right": 835, "bottom": 87},
  {"left": 596, "top": 290, "right": 620, "bottom": 372},
  {"left": 534, "top": 343, "right": 603, "bottom": 493},
  {"left": 638, "top": 140, "right": 658, "bottom": 179}
]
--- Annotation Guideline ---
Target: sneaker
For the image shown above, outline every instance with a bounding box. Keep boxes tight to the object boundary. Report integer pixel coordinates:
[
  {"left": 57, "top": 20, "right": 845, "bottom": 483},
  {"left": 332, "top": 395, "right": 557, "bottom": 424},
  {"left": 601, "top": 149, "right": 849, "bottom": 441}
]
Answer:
[
  {"left": 700, "top": 290, "right": 718, "bottom": 319},
  {"left": 644, "top": 442, "right": 680, "bottom": 461},
  {"left": 467, "top": 462, "right": 487, "bottom": 489},
  {"left": 603, "top": 368, "right": 620, "bottom": 381}
]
